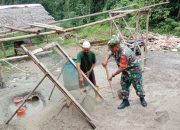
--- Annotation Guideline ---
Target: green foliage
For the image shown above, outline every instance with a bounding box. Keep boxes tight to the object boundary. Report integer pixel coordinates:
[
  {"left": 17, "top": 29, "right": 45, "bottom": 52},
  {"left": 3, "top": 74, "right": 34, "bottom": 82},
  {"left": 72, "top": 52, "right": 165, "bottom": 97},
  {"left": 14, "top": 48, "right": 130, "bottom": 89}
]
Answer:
[
  {"left": 1, "top": 0, "right": 179, "bottom": 36},
  {"left": 153, "top": 18, "right": 180, "bottom": 36}
]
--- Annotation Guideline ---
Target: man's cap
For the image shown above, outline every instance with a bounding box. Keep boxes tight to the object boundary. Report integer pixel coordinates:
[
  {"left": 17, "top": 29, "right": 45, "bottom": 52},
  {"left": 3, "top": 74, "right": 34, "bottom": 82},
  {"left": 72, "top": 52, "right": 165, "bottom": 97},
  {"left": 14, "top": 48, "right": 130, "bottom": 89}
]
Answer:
[
  {"left": 82, "top": 41, "right": 91, "bottom": 48},
  {"left": 108, "top": 35, "right": 119, "bottom": 47}
]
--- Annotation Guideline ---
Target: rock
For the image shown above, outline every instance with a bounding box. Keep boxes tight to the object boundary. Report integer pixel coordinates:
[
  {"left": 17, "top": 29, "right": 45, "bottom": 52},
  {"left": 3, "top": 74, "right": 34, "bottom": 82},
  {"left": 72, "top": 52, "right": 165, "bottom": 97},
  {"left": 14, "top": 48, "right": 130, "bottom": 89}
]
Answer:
[
  {"left": 175, "top": 43, "right": 180, "bottom": 49},
  {"left": 171, "top": 48, "right": 178, "bottom": 52}
]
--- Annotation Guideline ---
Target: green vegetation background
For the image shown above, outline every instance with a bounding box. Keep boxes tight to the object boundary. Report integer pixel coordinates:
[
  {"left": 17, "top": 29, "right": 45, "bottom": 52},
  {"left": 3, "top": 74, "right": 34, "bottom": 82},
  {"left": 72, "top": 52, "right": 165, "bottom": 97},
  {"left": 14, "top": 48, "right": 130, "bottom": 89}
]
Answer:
[{"left": 0, "top": 0, "right": 179, "bottom": 57}]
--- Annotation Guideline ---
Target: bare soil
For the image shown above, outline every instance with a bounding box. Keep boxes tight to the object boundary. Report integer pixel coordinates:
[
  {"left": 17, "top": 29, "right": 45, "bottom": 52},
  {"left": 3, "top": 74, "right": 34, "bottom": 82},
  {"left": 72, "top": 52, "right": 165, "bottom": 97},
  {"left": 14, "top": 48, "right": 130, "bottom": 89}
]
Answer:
[{"left": 0, "top": 45, "right": 180, "bottom": 130}]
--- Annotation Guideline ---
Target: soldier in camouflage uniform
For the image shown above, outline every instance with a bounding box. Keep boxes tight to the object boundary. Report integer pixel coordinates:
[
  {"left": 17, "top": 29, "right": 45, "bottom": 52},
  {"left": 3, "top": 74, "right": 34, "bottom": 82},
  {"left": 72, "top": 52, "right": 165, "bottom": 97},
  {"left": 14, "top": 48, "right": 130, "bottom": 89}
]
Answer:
[{"left": 102, "top": 35, "right": 147, "bottom": 109}]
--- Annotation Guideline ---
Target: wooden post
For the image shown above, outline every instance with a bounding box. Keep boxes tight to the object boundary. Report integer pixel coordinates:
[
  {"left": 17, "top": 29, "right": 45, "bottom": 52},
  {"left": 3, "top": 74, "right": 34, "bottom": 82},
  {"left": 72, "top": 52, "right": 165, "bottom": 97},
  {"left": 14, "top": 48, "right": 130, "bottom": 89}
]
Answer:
[
  {"left": 145, "top": 11, "right": 150, "bottom": 53},
  {"left": 0, "top": 63, "right": 5, "bottom": 88},
  {"left": 141, "top": 46, "right": 145, "bottom": 72},
  {"left": 109, "top": 14, "right": 113, "bottom": 38},
  {"left": 0, "top": 42, "right": 7, "bottom": 57},
  {"left": 134, "top": 13, "right": 141, "bottom": 54},
  {"left": 45, "top": 29, "right": 49, "bottom": 43}
]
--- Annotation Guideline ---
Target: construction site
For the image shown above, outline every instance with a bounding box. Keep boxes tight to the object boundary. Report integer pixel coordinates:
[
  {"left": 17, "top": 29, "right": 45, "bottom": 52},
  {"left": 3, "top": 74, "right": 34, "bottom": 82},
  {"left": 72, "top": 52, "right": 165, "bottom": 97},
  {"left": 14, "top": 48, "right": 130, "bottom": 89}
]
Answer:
[{"left": 0, "top": 2, "right": 180, "bottom": 130}]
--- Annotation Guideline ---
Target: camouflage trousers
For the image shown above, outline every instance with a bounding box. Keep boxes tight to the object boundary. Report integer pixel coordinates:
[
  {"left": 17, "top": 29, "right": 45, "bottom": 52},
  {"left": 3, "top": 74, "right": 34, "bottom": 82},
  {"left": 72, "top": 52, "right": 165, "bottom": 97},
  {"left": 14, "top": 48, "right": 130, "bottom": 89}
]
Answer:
[{"left": 120, "top": 67, "right": 145, "bottom": 99}]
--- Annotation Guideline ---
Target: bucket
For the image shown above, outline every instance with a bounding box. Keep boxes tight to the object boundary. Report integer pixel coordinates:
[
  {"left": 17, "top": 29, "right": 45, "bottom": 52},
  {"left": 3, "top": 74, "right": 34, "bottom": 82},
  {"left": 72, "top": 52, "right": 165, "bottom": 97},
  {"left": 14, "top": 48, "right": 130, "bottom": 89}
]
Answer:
[
  {"left": 14, "top": 97, "right": 23, "bottom": 104},
  {"left": 17, "top": 107, "right": 26, "bottom": 116}
]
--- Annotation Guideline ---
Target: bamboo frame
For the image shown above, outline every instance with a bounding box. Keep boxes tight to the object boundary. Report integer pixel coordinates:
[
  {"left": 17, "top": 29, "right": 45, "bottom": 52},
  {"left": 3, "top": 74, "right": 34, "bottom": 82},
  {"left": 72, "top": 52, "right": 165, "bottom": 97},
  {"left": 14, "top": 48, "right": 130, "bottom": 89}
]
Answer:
[
  {"left": 19, "top": 44, "right": 104, "bottom": 129},
  {"left": 0, "top": 4, "right": 136, "bottom": 35},
  {"left": 0, "top": 2, "right": 169, "bottom": 43},
  {"left": 108, "top": 12, "right": 126, "bottom": 44},
  {"left": 122, "top": 17, "right": 135, "bottom": 39},
  {"left": 0, "top": 2, "right": 169, "bottom": 59},
  {"left": 0, "top": 13, "right": 127, "bottom": 43}
]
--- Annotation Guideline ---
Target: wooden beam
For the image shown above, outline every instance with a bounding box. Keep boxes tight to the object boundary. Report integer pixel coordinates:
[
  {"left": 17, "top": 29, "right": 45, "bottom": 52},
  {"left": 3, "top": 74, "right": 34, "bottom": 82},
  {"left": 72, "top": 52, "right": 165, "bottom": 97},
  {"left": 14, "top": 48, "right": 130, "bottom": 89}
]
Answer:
[{"left": 4, "top": 26, "right": 41, "bottom": 34}]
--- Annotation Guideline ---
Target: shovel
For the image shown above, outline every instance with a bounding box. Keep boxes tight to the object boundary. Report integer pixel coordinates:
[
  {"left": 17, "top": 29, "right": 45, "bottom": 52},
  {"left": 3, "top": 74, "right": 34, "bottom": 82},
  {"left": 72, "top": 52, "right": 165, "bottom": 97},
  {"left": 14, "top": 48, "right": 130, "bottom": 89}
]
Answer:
[{"left": 104, "top": 66, "right": 116, "bottom": 98}]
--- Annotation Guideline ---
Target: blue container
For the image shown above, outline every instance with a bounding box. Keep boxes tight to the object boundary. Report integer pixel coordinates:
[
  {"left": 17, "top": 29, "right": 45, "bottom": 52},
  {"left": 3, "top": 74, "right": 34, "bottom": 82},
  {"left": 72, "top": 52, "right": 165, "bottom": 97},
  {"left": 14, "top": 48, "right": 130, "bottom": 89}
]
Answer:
[{"left": 62, "top": 59, "right": 79, "bottom": 91}]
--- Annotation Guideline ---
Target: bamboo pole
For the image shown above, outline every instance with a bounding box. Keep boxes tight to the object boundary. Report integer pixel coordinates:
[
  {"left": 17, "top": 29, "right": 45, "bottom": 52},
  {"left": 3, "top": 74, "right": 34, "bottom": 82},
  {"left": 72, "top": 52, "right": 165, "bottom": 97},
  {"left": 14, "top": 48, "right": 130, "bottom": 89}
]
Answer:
[
  {"left": 134, "top": 13, "right": 142, "bottom": 54},
  {"left": 145, "top": 11, "right": 150, "bottom": 53},
  {"left": 109, "top": 15, "right": 113, "bottom": 38},
  {"left": 30, "top": 23, "right": 64, "bottom": 32},
  {"left": 141, "top": 46, "right": 145, "bottom": 72},
  {"left": 0, "top": 63, "right": 5, "bottom": 88},
  {"left": 0, "top": 31, "right": 57, "bottom": 43},
  {"left": 53, "top": 4, "right": 136, "bottom": 24},
  {"left": 0, "top": 42, "right": 6, "bottom": 57},
  {"left": 6, "top": 74, "right": 47, "bottom": 124},
  {"left": 4, "top": 26, "right": 40, "bottom": 34},
  {"left": 64, "top": 13, "right": 127, "bottom": 32},
  {"left": 111, "top": 1, "right": 169, "bottom": 14},
  {"left": 48, "top": 62, "right": 67, "bottom": 100},
  {"left": 0, "top": 55, "right": 28, "bottom": 62},
  {"left": 122, "top": 17, "right": 135, "bottom": 39}
]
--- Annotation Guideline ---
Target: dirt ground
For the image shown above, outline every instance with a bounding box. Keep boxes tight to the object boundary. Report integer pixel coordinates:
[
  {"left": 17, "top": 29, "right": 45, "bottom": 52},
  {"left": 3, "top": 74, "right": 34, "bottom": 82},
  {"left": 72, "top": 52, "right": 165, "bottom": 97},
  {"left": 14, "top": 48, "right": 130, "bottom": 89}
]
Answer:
[{"left": 0, "top": 45, "right": 180, "bottom": 130}]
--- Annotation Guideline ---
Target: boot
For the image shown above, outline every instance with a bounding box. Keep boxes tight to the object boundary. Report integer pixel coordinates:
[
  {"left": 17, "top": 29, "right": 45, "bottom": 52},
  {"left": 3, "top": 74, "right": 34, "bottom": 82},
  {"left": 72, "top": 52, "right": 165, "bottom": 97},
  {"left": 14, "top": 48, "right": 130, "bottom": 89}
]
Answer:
[
  {"left": 140, "top": 97, "right": 147, "bottom": 107},
  {"left": 117, "top": 99, "right": 130, "bottom": 109}
]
